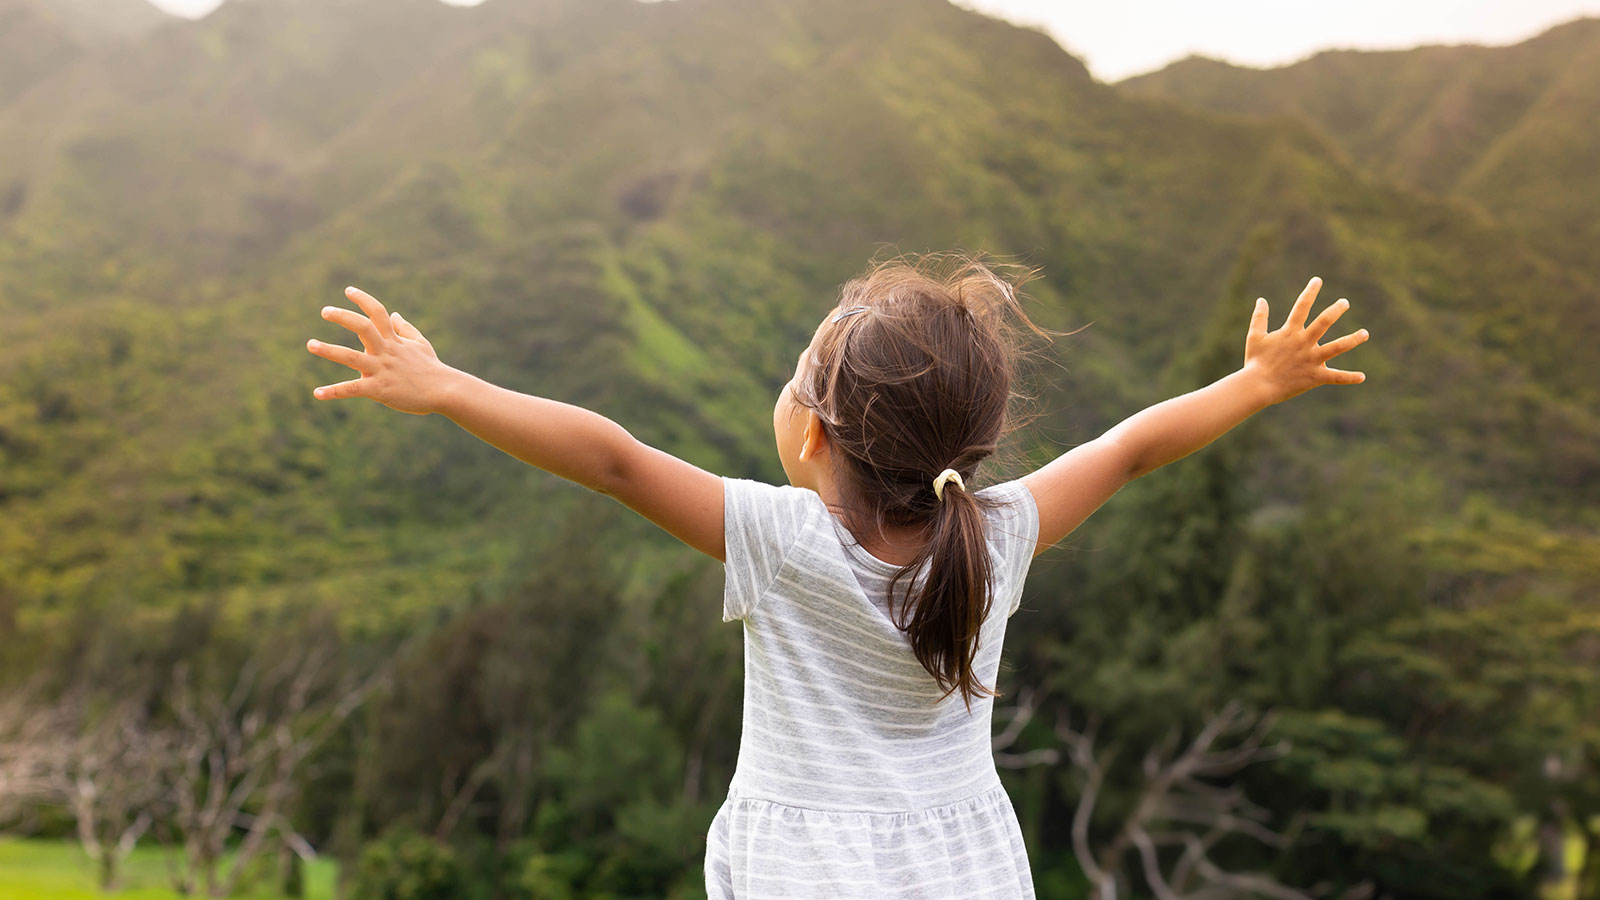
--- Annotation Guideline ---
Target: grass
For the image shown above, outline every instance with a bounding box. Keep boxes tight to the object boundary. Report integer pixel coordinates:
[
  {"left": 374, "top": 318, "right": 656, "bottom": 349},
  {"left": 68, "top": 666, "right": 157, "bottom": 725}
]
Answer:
[{"left": 0, "top": 838, "right": 338, "bottom": 900}]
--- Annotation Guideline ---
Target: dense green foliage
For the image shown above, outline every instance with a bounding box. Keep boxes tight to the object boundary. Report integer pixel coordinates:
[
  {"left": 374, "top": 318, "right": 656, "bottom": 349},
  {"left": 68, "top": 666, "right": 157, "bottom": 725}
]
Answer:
[
  {"left": 1122, "top": 18, "right": 1600, "bottom": 274},
  {"left": 351, "top": 830, "right": 464, "bottom": 900},
  {"left": 1, "top": 0, "right": 1596, "bottom": 897}
]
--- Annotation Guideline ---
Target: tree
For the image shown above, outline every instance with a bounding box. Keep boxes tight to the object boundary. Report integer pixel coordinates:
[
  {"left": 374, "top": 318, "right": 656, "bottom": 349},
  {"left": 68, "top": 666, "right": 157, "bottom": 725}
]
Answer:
[
  {"left": 995, "top": 686, "right": 1369, "bottom": 900},
  {"left": 159, "top": 639, "right": 383, "bottom": 897},
  {"left": 54, "top": 697, "right": 176, "bottom": 890},
  {"left": 0, "top": 684, "right": 64, "bottom": 826}
]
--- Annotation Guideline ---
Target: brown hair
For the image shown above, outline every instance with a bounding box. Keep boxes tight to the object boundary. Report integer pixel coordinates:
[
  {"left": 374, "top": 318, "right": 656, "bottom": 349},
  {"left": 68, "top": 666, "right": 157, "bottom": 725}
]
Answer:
[{"left": 791, "top": 250, "right": 1054, "bottom": 712}]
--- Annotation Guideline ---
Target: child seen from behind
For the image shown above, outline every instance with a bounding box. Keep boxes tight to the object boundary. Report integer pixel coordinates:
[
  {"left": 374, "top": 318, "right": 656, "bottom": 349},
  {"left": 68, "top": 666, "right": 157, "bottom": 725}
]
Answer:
[{"left": 306, "top": 251, "right": 1369, "bottom": 898}]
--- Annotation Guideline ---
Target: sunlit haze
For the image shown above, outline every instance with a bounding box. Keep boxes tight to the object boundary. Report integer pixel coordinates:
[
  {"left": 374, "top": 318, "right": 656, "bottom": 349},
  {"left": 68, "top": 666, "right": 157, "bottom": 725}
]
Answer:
[{"left": 141, "top": 0, "right": 1600, "bottom": 80}]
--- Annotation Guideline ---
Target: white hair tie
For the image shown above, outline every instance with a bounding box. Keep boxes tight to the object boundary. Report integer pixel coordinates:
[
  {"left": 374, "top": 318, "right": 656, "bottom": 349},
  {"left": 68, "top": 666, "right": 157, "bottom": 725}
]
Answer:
[{"left": 933, "top": 468, "right": 965, "bottom": 502}]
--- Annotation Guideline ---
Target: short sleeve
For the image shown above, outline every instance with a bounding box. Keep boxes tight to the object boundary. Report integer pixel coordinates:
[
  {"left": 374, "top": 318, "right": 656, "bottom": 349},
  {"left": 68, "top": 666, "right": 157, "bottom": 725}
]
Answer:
[
  {"left": 976, "top": 480, "right": 1040, "bottom": 618},
  {"left": 721, "top": 477, "right": 818, "bottom": 623}
]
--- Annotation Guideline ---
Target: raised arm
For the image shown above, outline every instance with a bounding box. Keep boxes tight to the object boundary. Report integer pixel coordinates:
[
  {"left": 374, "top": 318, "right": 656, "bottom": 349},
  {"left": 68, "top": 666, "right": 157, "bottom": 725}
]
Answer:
[
  {"left": 1020, "top": 276, "right": 1369, "bottom": 557},
  {"left": 307, "top": 287, "right": 726, "bottom": 561}
]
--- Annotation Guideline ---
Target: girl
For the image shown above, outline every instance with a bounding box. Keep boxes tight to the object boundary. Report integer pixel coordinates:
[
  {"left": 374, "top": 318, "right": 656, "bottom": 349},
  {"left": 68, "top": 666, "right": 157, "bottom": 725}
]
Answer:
[{"left": 306, "top": 252, "right": 1368, "bottom": 898}]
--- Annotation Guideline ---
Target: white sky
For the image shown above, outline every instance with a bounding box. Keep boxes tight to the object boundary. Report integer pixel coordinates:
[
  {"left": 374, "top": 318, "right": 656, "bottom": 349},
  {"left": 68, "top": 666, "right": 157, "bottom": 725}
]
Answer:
[{"left": 144, "top": 0, "right": 1600, "bottom": 82}]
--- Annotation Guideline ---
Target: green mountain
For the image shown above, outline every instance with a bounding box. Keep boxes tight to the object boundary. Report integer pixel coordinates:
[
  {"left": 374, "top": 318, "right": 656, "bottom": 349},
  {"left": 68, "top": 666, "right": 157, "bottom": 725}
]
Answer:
[
  {"left": 1121, "top": 18, "right": 1600, "bottom": 273},
  {"left": 3, "top": 2, "right": 1598, "bottom": 895},
  {"left": 0, "top": 0, "right": 1596, "bottom": 618}
]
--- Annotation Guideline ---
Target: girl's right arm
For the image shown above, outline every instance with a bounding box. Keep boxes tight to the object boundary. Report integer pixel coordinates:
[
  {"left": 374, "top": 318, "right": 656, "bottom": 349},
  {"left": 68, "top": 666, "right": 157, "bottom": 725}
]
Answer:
[
  {"left": 308, "top": 287, "right": 727, "bottom": 561},
  {"left": 1020, "top": 277, "right": 1370, "bottom": 557}
]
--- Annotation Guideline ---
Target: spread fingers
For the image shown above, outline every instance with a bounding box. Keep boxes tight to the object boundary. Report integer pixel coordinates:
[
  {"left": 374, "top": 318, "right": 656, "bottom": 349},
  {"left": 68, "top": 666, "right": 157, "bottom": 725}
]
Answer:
[
  {"left": 1306, "top": 297, "right": 1350, "bottom": 341},
  {"left": 307, "top": 338, "right": 369, "bottom": 373},
  {"left": 1286, "top": 276, "right": 1321, "bottom": 331},
  {"left": 1321, "top": 366, "right": 1366, "bottom": 385},
  {"left": 345, "top": 286, "right": 398, "bottom": 340},
  {"left": 1316, "top": 327, "right": 1370, "bottom": 361},
  {"left": 313, "top": 378, "right": 367, "bottom": 400},
  {"left": 321, "top": 306, "right": 382, "bottom": 350}
]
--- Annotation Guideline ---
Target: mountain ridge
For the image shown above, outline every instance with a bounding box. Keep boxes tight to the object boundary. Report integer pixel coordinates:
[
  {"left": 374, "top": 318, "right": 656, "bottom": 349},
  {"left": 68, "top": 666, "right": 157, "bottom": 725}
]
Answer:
[
  {"left": 0, "top": 0, "right": 1594, "bottom": 616},
  {"left": 1121, "top": 16, "right": 1600, "bottom": 272}
]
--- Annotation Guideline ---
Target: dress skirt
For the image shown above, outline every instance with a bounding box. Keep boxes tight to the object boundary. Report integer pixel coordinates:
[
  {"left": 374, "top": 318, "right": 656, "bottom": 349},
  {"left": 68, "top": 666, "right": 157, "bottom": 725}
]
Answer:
[{"left": 705, "top": 783, "right": 1036, "bottom": 899}]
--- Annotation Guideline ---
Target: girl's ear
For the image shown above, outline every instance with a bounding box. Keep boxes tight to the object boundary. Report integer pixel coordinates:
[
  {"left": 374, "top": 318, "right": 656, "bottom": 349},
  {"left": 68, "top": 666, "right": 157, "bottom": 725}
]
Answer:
[{"left": 799, "top": 409, "right": 829, "bottom": 462}]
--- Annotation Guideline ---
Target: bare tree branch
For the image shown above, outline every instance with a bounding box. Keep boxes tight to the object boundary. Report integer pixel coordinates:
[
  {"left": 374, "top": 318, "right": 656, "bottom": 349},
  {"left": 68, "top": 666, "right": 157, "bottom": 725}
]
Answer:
[
  {"left": 161, "top": 643, "right": 386, "bottom": 897},
  {"left": 0, "top": 685, "right": 66, "bottom": 821},
  {"left": 991, "top": 684, "right": 1336, "bottom": 900}
]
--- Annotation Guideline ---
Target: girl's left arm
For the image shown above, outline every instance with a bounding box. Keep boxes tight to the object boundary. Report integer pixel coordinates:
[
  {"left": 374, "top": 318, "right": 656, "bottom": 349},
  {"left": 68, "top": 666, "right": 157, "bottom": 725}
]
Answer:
[
  {"left": 308, "top": 287, "right": 726, "bottom": 561},
  {"left": 1104, "top": 276, "right": 1369, "bottom": 480},
  {"left": 1020, "top": 276, "right": 1369, "bottom": 557}
]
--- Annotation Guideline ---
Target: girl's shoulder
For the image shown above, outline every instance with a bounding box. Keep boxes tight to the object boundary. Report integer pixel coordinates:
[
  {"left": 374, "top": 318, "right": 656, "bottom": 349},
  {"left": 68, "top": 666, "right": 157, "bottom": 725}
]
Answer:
[
  {"left": 975, "top": 477, "right": 1034, "bottom": 510},
  {"left": 975, "top": 478, "right": 1039, "bottom": 532},
  {"left": 722, "top": 475, "right": 822, "bottom": 525},
  {"left": 974, "top": 478, "right": 1041, "bottom": 588},
  {"left": 720, "top": 476, "right": 824, "bottom": 623}
]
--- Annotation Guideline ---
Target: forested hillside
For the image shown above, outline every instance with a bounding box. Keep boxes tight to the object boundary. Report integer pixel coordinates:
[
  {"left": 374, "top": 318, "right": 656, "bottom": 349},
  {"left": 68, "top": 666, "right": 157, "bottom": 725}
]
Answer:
[
  {"left": 1, "top": 1, "right": 1596, "bottom": 897},
  {"left": 1123, "top": 17, "right": 1600, "bottom": 274}
]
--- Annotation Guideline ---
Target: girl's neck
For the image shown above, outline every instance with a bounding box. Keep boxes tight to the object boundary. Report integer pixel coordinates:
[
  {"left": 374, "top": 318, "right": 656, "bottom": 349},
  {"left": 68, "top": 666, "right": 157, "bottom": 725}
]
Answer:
[
  {"left": 817, "top": 485, "right": 929, "bottom": 566},
  {"left": 854, "top": 526, "right": 929, "bottom": 566}
]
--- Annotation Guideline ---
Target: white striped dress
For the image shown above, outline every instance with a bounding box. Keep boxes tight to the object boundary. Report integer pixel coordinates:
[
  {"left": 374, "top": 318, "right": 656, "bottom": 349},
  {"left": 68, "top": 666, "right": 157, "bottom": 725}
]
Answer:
[{"left": 706, "top": 476, "right": 1040, "bottom": 899}]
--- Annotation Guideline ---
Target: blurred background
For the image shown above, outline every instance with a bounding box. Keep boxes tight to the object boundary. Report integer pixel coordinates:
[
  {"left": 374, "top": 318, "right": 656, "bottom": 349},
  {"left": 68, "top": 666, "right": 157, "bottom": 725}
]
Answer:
[{"left": 1, "top": 0, "right": 1598, "bottom": 898}]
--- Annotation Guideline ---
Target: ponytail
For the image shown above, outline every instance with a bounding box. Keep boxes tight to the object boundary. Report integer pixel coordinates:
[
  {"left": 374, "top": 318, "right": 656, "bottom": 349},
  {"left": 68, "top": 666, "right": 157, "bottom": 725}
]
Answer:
[
  {"left": 886, "top": 471, "right": 1000, "bottom": 714},
  {"left": 790, "top": 250, "right": 1059, "bottom": 714}
]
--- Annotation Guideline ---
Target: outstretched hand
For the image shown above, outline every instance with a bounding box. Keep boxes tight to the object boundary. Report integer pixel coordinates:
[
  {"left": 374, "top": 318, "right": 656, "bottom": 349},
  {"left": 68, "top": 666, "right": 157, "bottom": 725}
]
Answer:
[
  {"left": 306, "top": 287, "right": 453, "bottom": 415},
  {"left": 1245, "top": 276, "right": 1369, "bottom": 405}
]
